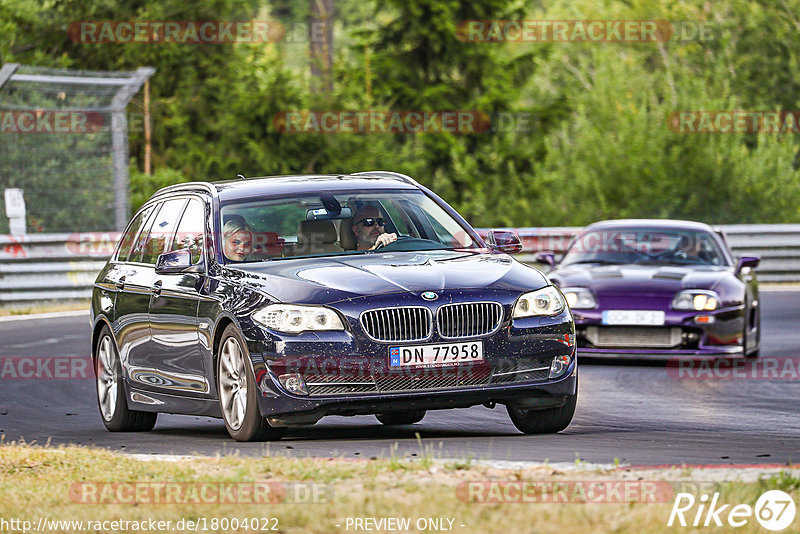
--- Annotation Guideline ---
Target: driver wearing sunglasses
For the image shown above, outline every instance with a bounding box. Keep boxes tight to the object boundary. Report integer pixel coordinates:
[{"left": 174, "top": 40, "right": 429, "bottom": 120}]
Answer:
[{"left": 351, "top": 205, "right": 398, "bottom": 250}]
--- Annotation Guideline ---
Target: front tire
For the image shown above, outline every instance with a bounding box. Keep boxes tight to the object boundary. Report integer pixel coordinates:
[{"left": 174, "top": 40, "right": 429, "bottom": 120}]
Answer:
[
  {"left": 95, "top": 326, "right": 157, "bottom": 432},
  {"left": 745, "top": 299, "right": 761, "bottom": 359},
  {"left": 375, "top": 410, "right": 426, "bottom": 425},
  {"left": 217, "top": 324, "right": 286, "bottom": 442},
  {"left": 506, "top": 391, "right": 577, "bottom": 434}
]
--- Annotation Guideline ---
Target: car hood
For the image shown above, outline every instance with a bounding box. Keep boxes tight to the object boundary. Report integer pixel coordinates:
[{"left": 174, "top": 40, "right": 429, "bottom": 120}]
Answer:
[
  {"left": 221, "top": 250, "right": 548, "bottom": 304},
  {"left": 548, "top": 263, "right": 734, "bottom": 295}
]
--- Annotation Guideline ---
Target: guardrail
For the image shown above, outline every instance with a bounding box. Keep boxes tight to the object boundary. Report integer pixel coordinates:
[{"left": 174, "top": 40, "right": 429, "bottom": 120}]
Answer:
[
  {"left": 0, "top": 233, "right": 116, "bottom": 304},
  {"left": 1, "top": 225, "right": 799, "bottom": 306}
]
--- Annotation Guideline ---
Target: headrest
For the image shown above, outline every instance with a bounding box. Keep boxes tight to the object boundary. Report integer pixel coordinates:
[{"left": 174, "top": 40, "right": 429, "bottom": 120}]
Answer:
[
  {"left": 339, "top": 217, "right": 356, "bottom": 250},
  {"left": 255, "top": 231, "right": 280, "bottom": 246},
  {"left": 223, "top": 214, "right": 247, "bottom": 227},
  {"left": 298, "top": 220, "right": 338, "bottom": 244}
]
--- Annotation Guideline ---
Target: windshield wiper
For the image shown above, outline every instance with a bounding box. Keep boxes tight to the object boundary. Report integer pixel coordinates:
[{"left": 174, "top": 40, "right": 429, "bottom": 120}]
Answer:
[
  {"left": 639, "top": 259, "right": 705, "bottom": 266},
  {"left": 638, "top": 259, "right": 677, "bottom": 265},
  {"left": 565, "top": 259, "right": 624, "bottom": 265}
]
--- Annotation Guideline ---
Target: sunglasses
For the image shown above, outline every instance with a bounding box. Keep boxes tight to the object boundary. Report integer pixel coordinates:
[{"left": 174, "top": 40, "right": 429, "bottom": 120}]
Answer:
[{"left": 355, "top": 217, "right": 386, "bottom": 227}]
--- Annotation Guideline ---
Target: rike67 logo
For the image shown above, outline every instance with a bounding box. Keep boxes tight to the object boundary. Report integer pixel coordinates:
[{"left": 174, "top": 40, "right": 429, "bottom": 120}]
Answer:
[{"left": 668, "top": 490, "right": 796, "bottom": 531}]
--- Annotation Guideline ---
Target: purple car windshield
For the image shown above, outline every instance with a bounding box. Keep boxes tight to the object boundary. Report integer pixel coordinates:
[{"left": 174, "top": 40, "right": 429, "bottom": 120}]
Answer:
[{"left": 560, "top": 228, "right": 729, "bottom": 267}]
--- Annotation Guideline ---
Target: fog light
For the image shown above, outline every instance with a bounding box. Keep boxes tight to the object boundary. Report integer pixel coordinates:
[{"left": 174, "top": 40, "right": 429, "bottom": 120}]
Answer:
[
  {"left": 549, "top": 355, "right": 571, "bottom": 379},
  {"left": 259, "top": 374, "right": 272, "bottom": 392},
  {"left": 278, "top": 373, "right": 308, "bottom": 395},
  {"left": 694, "top": 315, "right": 715, "bottom": 324}
]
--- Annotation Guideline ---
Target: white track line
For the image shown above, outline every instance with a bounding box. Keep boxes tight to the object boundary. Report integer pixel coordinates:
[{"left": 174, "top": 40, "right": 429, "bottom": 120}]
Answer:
[{"left": 0, "top": 310, "right": 89, "bottom": 323}]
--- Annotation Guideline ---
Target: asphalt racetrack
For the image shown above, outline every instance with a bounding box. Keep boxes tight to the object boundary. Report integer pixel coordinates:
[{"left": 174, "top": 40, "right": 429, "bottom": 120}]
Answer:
[{"left": 1, "top": 290, "right": 798, "bottom": 466}]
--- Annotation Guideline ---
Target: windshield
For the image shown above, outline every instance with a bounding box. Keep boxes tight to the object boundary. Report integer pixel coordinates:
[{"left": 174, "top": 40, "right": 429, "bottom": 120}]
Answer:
[
  {"left": 560, "top": 228, "right": 729, "bottom": 267},
  {"left": 219, "top": 190, "right": 477, "bottom": 263}
]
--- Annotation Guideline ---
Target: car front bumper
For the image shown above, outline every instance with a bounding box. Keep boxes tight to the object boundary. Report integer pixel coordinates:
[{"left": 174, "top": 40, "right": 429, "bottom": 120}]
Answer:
[
  {"left": 239, "top": 290, "right": 577, "bottom": 423},
  {"left": 571, "top": 304, "right": 747, "bottom": 359},
  {"left": 257, "top": 371, "right": 577, "bottom": 426}
]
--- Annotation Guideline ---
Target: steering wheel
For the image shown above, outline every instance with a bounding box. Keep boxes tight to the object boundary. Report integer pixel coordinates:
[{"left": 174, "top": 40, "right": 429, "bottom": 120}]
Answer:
[
  {"left": 373, "top": 236, "right": 441, "bottom": 252},
  {"left": 616, "top": 240, "right": 650, "bottom": 262},
  {"left": 373, "top": 235, "right": 412, "bottom": 250},
  {"left": 644, "top": 247, "right": 678, "bottom": 261}
]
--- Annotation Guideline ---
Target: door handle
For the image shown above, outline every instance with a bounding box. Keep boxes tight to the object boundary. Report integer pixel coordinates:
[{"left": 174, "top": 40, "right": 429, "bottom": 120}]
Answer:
[
  {"left": 152, "top": 280, "right": 162, "bottom": 296},
  {"left": 115, "top": 276, "right": 126, "bottom": 290}
]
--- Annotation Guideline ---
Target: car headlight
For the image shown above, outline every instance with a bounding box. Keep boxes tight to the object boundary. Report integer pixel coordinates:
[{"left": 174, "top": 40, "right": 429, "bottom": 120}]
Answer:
[
  {"left": 561, "top": 287, "right": 597, "bottom": 309},
  {"left": 252, "top": 304, "right": 345, "bottom": 333},
  {"left": 512, "top": 286, "right": 566, "bottom": 318},
  {"left": 672, "top": 290, "right": 721, "bottom": 311}
]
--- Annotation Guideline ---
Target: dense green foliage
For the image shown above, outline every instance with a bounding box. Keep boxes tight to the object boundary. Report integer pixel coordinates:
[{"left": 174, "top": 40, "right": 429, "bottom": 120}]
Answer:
[{"left": 1, "top": 0, "right": 799, "bottom": 230}]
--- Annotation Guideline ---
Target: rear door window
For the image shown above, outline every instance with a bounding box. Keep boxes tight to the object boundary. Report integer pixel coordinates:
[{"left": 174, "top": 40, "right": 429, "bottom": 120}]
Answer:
[
  {"left": 128, "top": 203, "right": 161, "bottom": 264},
  {"left": 117, "top": 205, "right": 154, "bottom": 262},
  {"left": 170, "top": 199, "right": 206, "bottom": 264},
  {"left": 138, "top": 198, "right": 188, "bottom": 265}
]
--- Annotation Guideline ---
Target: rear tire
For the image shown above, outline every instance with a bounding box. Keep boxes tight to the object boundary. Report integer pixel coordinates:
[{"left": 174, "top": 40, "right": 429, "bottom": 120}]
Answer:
[
  {"left": 95, "top": 326, "right": 157, "bottom": 432},
  {"left": 376, "top": 410, "right": 426, "bottom": 425},
  {"left": 506, "top": 391, "right": 577, "bottom": 434},
  {"left": 217, "top": 324, "right": 286, "bottom": 442}
]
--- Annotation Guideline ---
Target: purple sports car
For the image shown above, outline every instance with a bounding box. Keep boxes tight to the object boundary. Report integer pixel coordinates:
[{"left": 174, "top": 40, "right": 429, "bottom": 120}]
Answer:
[{"left": 537, "top": 220, "right": 761, "bottom": 359}]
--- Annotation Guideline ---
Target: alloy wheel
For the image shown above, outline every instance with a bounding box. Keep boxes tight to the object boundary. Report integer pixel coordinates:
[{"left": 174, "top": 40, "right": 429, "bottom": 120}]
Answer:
[
  {"left": 96, "top": 335, "right": 117, "bottom": 422},
  {"left": 219, "top": 337, "right": 248, "bottom": 430}
]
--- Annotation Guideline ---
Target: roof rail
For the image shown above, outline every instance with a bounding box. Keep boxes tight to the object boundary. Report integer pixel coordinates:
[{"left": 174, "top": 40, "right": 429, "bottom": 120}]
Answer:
[
  {"left": 152, "top": 181, "right": 217, "bottom": 198},
  {"left": 352, "top": 170, "right": 419, "bottom": 185}
]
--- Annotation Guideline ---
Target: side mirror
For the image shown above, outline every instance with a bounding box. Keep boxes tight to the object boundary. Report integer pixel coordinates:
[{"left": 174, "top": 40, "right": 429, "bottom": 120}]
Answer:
[
  {"left": 487, "top": 230, "right": 523, "bottom": 254},
  {"left": 534, "top": 251, "right": 556, "bottom": 268},
  {"left": 735, "top": 255, "right": 760, "bottom": 276},
  {"left": 156, "top": 249, "right": 203, "bottom": 274}
]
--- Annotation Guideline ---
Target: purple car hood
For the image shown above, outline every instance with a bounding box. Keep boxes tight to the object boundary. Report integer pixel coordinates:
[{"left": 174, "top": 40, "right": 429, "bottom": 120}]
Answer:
[
  {"left": 549, "top": 264, "right": 733, "bottom": 295},
  {"left": 223, "top": 250, "right": 549, "bottom": 304}
]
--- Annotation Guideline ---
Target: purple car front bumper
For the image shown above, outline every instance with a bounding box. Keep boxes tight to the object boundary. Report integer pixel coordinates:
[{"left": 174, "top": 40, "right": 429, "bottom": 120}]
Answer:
[{"left": 572, "top": 304, "right": 747, "bottom": 359}]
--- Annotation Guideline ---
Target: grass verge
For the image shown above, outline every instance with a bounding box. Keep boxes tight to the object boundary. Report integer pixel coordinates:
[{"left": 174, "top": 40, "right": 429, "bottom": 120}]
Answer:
[{"left": 1, "top": 444, "right": 798, "bottom": 533}]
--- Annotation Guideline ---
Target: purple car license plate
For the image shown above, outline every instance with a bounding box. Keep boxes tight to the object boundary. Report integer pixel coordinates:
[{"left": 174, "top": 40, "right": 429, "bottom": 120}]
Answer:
[
  {"left": 602, "top": 310, "right": 665, "bottom": 326},
  {"left": 389, "top": 341, "right": 484, "bottom": 368}
]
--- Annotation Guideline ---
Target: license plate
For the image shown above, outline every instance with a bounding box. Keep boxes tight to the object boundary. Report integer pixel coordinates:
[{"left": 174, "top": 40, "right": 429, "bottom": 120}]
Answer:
[
  {"left": 389, "top": 341, "right": 484, "bottom": 368},
  {"left": 602, "top": 310, "right": 665, "bottom": 326}
]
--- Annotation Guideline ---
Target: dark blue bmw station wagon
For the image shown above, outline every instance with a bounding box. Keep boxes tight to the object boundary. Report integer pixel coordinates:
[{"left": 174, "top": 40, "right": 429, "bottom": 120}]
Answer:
[{"left": 91, "top": 171, "right": 577, "bottom": 441}]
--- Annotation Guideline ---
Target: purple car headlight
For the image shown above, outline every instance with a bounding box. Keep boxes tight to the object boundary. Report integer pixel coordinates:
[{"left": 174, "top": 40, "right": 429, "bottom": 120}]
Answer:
[
  {"left": 561, "top": 287, "right": 597, "bottom": 309},
  {"left": 672, "top": 290, "right": 721, "bottom": 311}
]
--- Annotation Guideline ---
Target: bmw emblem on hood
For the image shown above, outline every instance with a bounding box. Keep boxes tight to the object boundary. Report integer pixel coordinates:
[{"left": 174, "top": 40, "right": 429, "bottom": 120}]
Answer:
[{"left": 421, "top": 291, "right": 438, "bottom": 301}]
